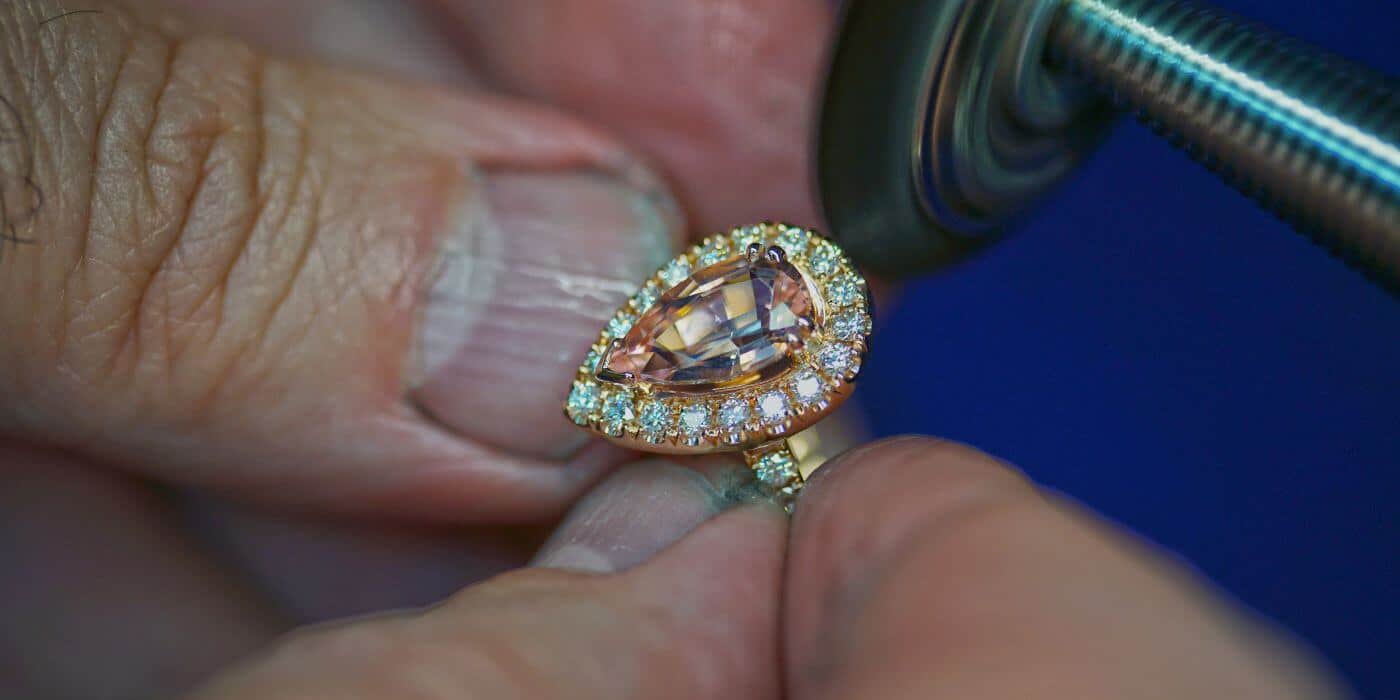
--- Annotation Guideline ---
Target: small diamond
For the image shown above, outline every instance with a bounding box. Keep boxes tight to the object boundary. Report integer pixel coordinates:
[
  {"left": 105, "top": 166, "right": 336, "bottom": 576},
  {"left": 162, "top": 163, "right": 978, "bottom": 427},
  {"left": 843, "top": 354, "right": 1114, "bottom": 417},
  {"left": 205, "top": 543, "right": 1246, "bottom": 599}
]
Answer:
[
  {"left": 757, "top": 391, "right": 790, "bottom": 424},
  {"left": 754, "top": 450, "right": 798, "bottom": 487},
  {"left": 632, "top": 282, "right": 660, "bottom": 312},
  {"left": 601, "top": 391, "right": 635, "bottom": 424},
  {"left": 777, "top": 226, "right": 810, "bottom": 255},
  {"left": 816, "top": 343, "right": 857, "bottom": 375},
  {"left": 606, "top": 311, "right": 636, "bottom": 339},
  {"left": 807, "top": 242, "right": 841, "bottom": 277},
  {"left": 825, "top": 274, "right": 861, "bottom": 308},
  {"left": 831, "top": 309, "right": 871, "bottom": 341},
  {"left": 566, "top": 381, "right": 601, "bottom": 421},
  {"left": 719, "top": 397, "right": 750, "bottom": 429},
  {"left": 660, "top": 258, "right": 692, "bottom": 287},
  {"left": 697, "top": 239, "right": 730, "bottom": 267},
  {"left": 678, "top": 403, "right": 709, "bottom": 434},
  {"left": 582, "top": 347, "right": 602, "bottom": 372},
  {"left": 638, "top": 400, "right": 671, "bottom": 435},
  {"left": 734, "top": 225, "right": 766, "bottom": 249},
  {"left": 791, "top": 369, "right": 825, "bottom": 405}
]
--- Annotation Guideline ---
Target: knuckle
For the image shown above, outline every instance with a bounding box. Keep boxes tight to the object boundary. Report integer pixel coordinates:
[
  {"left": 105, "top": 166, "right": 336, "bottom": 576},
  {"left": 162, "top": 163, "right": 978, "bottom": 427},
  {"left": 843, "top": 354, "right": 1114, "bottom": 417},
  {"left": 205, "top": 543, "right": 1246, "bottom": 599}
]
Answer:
[
  {"left": 0, "top": 3, "right": 271, "bottom": 405},
  {"left": 0, "top": 3, "right": 411, "bottom": 427},
  {"left": 0, "top": 1, "right": 453, "bottom": 443}
]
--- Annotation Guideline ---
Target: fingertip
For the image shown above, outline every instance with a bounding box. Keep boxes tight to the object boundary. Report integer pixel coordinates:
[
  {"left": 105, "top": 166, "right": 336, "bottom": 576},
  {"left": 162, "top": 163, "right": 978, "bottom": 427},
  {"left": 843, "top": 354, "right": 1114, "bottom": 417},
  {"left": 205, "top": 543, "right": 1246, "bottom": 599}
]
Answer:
[
  {"left": 786, "top": 436, "right": 1039, "bottom": 677},
  {"left": 532, "top": 453, "right": 788, "bottom": 573},
  {"left": 785, "top": 436, "right": 1346, "bottom": 700},
  {"left": 792, "top": 435, "right": 1035, "bottom": 566},
  {"left": 618, "top": 501, "right": 788, "bottom": 696},
  {"left": 638, "top": 499, "right": 790, "bottom": 578}
]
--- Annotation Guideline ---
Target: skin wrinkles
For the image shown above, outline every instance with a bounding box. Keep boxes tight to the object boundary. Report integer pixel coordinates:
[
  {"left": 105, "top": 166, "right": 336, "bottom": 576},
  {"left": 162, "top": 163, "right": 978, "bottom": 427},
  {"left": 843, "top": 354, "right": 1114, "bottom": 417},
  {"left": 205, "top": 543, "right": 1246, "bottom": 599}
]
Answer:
[
  {"left": 0, "top": 0, "right": 686, "bottom": 522},
  {"left": 0, "top": 94, "right": 41, "bottom": 263},
  {"left": 0, "top": 2, "right": 1357, "bottom": 698},
  {"left": 438, "top": 0, "right": 832, "bottom": 230}
]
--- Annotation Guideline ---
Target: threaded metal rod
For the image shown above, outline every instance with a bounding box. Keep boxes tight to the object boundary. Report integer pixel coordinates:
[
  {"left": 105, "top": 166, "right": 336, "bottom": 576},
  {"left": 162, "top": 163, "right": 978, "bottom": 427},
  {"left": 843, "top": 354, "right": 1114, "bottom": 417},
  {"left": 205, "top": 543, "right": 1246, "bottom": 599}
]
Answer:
[{"left": 1048, "top": 0, "right": 1400, "bottom": 290}]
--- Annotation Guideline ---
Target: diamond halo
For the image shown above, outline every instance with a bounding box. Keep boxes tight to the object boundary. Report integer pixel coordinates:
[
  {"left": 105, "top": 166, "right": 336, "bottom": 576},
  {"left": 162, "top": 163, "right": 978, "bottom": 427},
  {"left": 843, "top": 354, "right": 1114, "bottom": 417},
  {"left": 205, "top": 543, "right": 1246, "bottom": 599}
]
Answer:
[{"left": 563, "top": 222, "right": 872, "bottom": 456}]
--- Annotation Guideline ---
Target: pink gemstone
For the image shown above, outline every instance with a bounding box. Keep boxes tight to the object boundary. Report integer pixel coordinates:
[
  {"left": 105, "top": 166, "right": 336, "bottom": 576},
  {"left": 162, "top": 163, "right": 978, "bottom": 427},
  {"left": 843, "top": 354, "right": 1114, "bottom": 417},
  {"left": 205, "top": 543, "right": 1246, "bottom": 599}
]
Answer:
[{"left": 603, "top": 249, "right": 816, "bottom": 388}]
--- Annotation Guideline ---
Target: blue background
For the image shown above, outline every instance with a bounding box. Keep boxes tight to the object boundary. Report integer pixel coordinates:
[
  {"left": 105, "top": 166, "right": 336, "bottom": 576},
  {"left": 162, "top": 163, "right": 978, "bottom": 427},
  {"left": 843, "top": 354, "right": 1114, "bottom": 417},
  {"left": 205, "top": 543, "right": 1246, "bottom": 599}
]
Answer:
[{"left": 856, "top": 1, "right": 1398, "bottom": 696}]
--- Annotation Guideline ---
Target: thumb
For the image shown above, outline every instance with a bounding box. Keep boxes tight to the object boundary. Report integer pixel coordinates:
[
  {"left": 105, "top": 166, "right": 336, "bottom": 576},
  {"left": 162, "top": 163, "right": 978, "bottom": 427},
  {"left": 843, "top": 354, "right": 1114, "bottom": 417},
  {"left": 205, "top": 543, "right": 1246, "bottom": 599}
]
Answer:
[
  {"left": 0, "top": 0, "right": 682, "bottom": 519},
  {"left": 783, "top": 438, "right": 1346, "bottom": 699},
  {"left": 189, "top": 460, "right": 788, "bottom": 699}
]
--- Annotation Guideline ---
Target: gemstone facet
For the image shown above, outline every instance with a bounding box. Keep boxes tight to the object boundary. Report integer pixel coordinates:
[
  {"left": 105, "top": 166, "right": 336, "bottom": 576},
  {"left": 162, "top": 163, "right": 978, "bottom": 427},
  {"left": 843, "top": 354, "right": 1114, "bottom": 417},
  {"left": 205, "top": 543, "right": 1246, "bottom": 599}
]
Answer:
[{"left": 603, "top": 249, "right": 817, "bottom": 388}]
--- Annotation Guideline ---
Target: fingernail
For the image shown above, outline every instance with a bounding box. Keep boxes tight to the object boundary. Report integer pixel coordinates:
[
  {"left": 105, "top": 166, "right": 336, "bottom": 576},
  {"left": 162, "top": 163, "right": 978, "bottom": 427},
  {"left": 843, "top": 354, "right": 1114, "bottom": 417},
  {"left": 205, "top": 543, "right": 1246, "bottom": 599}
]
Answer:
[
  {"left": 532, "top": 460, "right": 775, "bottom": 574},
  {"left": 412, "top": 168, "right": 681, "bottom": 459}
]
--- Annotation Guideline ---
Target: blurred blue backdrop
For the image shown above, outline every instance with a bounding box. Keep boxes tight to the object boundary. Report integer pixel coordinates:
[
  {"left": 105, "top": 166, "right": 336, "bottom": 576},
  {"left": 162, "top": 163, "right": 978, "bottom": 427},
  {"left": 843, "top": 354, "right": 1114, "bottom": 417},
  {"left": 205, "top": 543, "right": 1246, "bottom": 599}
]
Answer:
[{"left": 856, "top": 0, "right": 1398, "bottom": 696}]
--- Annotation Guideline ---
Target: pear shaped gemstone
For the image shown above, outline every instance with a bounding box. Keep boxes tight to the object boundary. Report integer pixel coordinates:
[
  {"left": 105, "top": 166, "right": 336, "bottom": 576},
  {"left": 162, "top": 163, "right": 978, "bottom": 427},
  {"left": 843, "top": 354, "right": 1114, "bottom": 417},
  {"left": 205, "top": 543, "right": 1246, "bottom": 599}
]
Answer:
[{"left": 603, "top": 249, "right": 816, "bottom": 387}]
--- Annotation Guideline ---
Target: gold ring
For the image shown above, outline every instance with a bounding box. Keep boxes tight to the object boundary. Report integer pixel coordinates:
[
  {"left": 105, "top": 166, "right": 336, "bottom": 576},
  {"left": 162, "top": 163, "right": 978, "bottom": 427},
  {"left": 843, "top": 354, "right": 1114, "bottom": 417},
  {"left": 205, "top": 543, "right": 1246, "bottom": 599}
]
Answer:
[{"left": 563, "top": 223, "right": 872, "bottom": 510}]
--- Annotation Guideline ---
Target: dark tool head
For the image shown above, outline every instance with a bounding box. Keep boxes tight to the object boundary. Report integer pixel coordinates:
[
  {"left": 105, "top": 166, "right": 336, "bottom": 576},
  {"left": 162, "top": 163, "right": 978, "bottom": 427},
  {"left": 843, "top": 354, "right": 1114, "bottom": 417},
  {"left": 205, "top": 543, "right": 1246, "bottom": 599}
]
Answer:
[{"left": 816, "top": 0, "right": 1115, "bottom": 277}]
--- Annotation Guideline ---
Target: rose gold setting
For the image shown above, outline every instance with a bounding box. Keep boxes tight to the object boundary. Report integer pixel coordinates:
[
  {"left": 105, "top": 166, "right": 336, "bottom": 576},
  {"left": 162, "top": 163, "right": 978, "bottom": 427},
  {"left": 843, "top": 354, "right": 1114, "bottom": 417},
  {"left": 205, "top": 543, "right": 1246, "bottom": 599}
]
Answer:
[{"left": 563, "top": 223, "right": 873, "bottom": 507}]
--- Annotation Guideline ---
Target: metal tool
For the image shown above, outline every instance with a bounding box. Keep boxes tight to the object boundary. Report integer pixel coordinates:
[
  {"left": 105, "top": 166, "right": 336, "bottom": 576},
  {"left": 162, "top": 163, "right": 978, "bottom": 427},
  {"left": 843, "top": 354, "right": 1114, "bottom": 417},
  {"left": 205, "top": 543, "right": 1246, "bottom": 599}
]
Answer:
[{"left": 817, "top": 0, "right": 1399, "bottom": 290}]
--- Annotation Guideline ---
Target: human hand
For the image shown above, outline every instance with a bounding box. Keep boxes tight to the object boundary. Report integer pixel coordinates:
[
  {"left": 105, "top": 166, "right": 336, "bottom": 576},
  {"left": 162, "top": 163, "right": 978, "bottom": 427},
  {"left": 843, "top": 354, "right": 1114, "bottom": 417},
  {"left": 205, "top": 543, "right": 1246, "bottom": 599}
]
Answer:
[
  {"left": 0, "top": 1, "right": 1346, "bottom": 698},
  {"left": 184, "top": 437, "right": 1343, "bottom": 699},
  {"left": 1, "top": 0, "right": 827, "bottom": 694},
  {"left": 1, "top": 0, "right": 830, "bottom": 519}
]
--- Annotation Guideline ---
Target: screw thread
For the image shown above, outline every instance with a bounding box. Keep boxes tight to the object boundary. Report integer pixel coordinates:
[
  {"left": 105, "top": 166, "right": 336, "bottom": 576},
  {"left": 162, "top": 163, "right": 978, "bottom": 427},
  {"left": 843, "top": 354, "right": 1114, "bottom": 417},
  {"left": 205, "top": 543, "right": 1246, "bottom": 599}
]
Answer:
[{"left": 1049, "top": 0, "right": 1400, "bottom": 290}]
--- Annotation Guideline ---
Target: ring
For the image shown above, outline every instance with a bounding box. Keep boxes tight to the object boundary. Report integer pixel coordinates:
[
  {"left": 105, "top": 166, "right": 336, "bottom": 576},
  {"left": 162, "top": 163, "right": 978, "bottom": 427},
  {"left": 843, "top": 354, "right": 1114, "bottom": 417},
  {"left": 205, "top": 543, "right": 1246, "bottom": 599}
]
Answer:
[{"left": 563, "top": 223, "right": 873, "bottom": 510}]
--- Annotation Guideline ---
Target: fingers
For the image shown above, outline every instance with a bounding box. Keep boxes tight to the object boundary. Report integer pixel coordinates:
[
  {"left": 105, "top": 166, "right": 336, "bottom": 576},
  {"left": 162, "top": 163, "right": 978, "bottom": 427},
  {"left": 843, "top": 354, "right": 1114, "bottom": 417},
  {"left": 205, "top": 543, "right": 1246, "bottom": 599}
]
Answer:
[
  {"left": 531, "top": 456, "right": 771, "bottom": 572},
  {"left": 186, "top": 495, "right": 544, "bottom": 623},
  {"left": 0, "top": 445, "right": 286, "bottom": 699},
  {"left": 437, "top": 0, "right": 835, "bottom": 229},
  {"left": 190, "top": 461, "right": 788, "bottom": 700},
  {"left": 784, "top": 437, "right": 1346, "bottom": 700},
  {"left": 0, "top": 1, "right": 680, "bottom": 518},
  {"left": 163, "top": 0, "right": 477, "bottom": 86}
]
